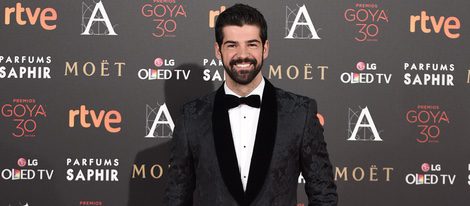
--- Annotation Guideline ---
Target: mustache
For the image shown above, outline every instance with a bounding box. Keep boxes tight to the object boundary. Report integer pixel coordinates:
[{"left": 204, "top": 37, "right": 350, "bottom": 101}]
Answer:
[{"left": 229, "top": 57, "right": 257, "bottom": 67}]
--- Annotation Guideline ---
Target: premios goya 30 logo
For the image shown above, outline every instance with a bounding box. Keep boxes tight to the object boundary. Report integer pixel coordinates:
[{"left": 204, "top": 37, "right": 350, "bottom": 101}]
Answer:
[
  {"left": 1, "top": 98, "right": 47, "bottom": 138},
  {"left": 344, "top": 3, "right": 389, "bottom": 42},
  {"left": 406, "top": 105, "right": 449, "bottom": 143},
  {"left": 141, "top": 0, "right": 187, "bottom": 38}
]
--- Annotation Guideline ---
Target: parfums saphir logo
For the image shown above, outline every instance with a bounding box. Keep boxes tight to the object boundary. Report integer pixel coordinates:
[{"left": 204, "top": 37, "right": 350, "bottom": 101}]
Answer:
[
  {"left": 66, "top": 158, "right": 119, "bottom": 182},
  {"left": 403, "top": 63, "right": 455, "bottom": 86},
  {"left": 0, "top": 56, "right": 52, "bottom": 79}
]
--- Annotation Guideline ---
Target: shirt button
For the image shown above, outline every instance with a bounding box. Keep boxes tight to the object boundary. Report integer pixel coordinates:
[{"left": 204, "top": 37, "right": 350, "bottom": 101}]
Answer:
[
  {"left": 244, "top": 116, "right": 246, "bottom": 119},
  {"left": 244, "top": 176, "right": 247, "bottom": 178},
  {"left": 243, "top": 145, "right": 246, "bottom": 148}
]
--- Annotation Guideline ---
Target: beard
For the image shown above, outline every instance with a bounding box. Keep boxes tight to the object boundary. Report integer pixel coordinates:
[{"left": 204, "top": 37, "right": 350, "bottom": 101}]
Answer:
[{"left": 222, "top": 55, "right": 263, "bottom": 85}]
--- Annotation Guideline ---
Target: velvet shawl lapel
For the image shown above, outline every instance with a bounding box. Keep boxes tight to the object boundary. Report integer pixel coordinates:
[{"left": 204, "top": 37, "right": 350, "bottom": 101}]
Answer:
[{"left": 212, "top": 79, "right": 278, "bottom": 206}]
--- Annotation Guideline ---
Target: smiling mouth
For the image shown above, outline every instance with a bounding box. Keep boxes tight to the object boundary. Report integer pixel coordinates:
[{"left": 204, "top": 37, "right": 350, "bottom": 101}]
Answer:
[{"left": 234, "top": 63, "right": 252, "bottom": 68}]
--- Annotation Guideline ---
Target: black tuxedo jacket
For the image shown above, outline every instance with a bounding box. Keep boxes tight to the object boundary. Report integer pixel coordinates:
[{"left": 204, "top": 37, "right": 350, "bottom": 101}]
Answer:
[{"left": 165, "top": 79, "right": 337, "bottom": 206}]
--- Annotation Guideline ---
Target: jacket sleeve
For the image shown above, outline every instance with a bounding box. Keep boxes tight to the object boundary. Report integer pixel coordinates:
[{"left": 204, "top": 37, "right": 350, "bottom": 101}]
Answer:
[
  {"left": 300, "top": 99, "right": 338, "bottom": 206},
  {"left": 164, "top": 110, "right": 195, "bottom": 206}
]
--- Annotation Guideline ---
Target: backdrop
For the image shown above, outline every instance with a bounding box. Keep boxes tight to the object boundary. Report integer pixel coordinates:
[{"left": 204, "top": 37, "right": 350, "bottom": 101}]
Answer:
[{"left": 1, "top": 0, "right": 469, "bottom": 205}]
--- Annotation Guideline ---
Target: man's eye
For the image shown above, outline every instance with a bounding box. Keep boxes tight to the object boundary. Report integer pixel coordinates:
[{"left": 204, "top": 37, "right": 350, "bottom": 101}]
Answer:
[{"left": 227, "top": 44, "right": 235, "bottom": 48}]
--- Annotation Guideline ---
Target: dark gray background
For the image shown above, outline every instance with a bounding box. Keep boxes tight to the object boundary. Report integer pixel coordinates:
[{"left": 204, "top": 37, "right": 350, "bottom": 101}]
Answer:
[{"left": 1, "top": 0, "right": 469, "bottom": 205}]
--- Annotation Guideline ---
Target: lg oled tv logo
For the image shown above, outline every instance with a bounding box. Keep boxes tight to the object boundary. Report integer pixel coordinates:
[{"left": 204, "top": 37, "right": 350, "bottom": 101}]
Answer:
[
  {"left": 138, "top": 57, "right": 190, "bottom": 80},
  {"left": 3, "top": 2, "right": 57, "bottom": 30},
  {"left": 1, "top": 98, "right": 47, "bottom": 138},
  {"left": 406, "top": 105, "right": 449, "bottom": 143},
  {"left": 405, "top": 163, "right": 456, "bottom": 185},
  {"left": 340, "top": 61, "right": 391, "bottom": 84},
  {"left": 145, "top": 102, "right": 174, "bottom": 138},
  {"left": 347, "top": 106, "right": 383, "bottom": 141},
  {"left": 409, "top": 11, "right": 460, "bottom": 39},
  {"left": 1, "top": 157, "right": 54, "bottom": 181},
  {"left": 285, "top": 4, "right": 321, "bottom": 39},
  {"left": 141, "top": 0, "right": 187, "bottom": 38},
  {"left": 344, "top": 3, "right": 389, "bottom": 42},
  {"left": 68, "top": 105, "right": 122, "bottom": 133},
  {"left": 81, "top": 0, "right": 117, "bottom": 35}
]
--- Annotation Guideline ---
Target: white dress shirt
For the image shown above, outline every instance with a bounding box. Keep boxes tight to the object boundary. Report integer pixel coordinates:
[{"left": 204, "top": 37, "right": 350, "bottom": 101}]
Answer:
[{"left": 224, "top": 78, "right": 265, "bottom": 191}]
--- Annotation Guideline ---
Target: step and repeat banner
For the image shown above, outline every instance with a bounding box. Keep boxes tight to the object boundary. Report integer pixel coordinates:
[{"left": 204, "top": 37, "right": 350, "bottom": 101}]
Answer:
[{"left": 1, "top": 0, "right": 469, "bottom": 205}]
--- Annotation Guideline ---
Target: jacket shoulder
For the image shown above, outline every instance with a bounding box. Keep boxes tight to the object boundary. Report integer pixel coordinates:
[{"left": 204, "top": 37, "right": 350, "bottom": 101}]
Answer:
[
  {"left": 181, "top": 91, "right": 216, "bottom": 117},
  {"left": 275, "top": 87, "right": 317, "bottom": 112}
]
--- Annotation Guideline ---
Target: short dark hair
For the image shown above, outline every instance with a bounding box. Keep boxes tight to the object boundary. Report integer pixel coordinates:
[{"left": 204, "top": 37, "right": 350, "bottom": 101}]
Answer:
[{"left": 215, "top": 4, "right": 268, "bottom": 47}]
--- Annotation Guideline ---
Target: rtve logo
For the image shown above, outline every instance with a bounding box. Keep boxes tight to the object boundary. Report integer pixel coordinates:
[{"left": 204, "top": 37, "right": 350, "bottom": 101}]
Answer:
[
  {"left": 410, "top": 11, "right": 460, "bottom": 39},
  {"left": 209, "top": 6, "right": 226, "bottom": 28},
  {"left": 68, "top": 105, "right": 122, "bottom": 133},
  {"left": 3, "top": 2, "right": 58, "bottom": 30}
]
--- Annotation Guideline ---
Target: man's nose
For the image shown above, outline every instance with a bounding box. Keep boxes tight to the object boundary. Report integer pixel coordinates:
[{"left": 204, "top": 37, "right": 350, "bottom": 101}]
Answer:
[{"left": 236, "top": 46, "right": 250, "bottom": 59}]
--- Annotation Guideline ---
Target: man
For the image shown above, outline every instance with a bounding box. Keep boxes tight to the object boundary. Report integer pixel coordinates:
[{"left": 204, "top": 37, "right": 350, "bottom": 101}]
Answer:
[{"left": 165, "top": 4, "right": 337, "bottom": 206}]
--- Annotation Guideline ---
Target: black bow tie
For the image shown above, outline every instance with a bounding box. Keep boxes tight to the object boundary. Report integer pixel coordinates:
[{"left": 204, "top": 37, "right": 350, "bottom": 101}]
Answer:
[{"left": 224, "top": 94, "right": 261, "bottom": 109}]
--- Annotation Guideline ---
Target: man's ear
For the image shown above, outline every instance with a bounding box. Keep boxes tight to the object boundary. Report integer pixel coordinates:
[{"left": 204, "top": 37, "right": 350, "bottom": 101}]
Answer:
[
  {"left": 215, "top": 42, "right": 222, "bottom": 60},
  {"left": 263, "top": 40, "right": 270, "bottom": 59}
]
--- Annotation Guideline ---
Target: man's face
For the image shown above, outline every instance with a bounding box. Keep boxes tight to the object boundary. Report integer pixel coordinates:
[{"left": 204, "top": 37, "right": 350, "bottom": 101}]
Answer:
[{"left": 215, "top": 25, "right": 269, "bottom": 85}]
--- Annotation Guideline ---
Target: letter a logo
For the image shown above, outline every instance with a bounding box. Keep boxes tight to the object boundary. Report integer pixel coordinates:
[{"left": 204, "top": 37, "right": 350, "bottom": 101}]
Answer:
[
  {"left": 145, "top": 103, "right": 175, "bottom": 138},
  {"left": 347, "top": 107, "right": 383, "bottom": 141},
  {"left": 81, "top": 0, "right": 117, "bottom": 35},
  {"left": 285, "top": 4, "right": 320, "bottom": 39}
]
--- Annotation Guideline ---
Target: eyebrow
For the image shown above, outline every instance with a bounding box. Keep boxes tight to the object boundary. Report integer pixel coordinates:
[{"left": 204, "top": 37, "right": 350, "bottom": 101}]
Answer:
[
  {"left": 223, "top": 39, "right": 261, "bottom": 45},
  {"left": 223, "top": 40, "right": 237, "bottom": 45}
]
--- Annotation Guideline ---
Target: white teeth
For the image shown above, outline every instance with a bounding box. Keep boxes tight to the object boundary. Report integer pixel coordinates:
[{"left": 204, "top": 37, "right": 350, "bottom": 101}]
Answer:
[{"left": 236, "top": 63, "right": 251, "bottom": 68}]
